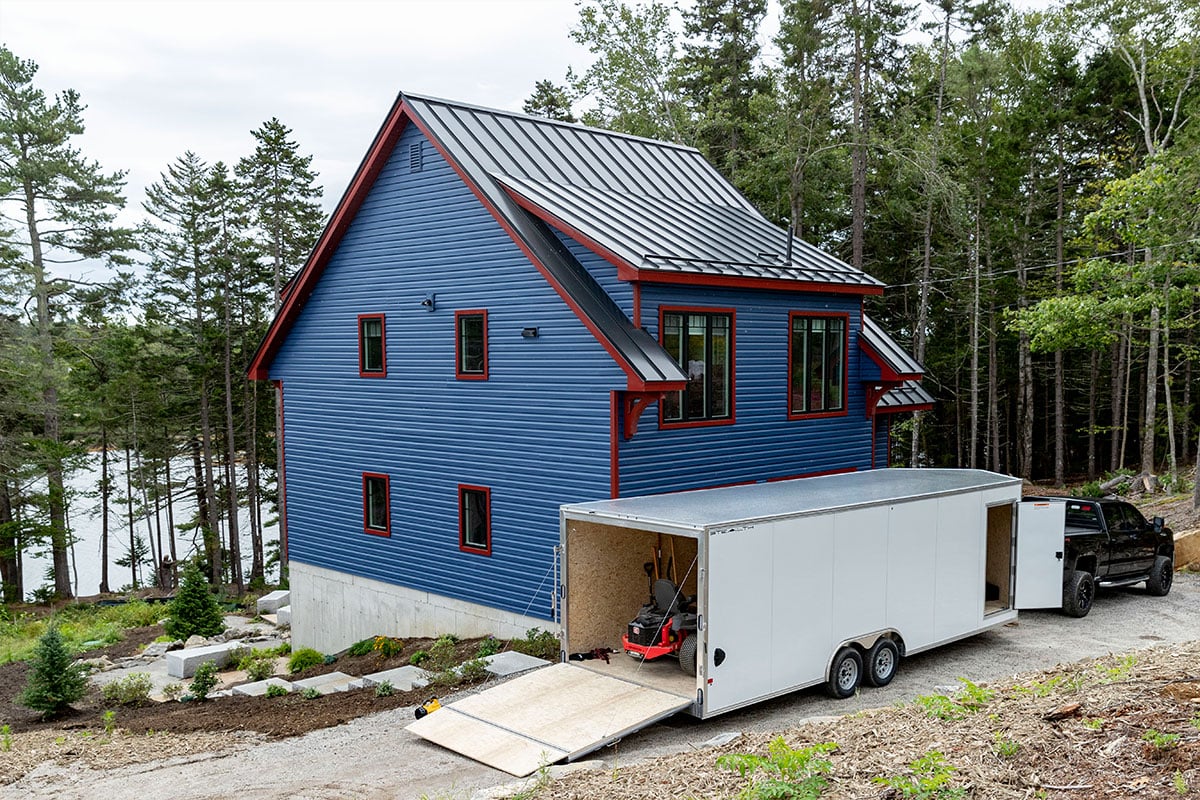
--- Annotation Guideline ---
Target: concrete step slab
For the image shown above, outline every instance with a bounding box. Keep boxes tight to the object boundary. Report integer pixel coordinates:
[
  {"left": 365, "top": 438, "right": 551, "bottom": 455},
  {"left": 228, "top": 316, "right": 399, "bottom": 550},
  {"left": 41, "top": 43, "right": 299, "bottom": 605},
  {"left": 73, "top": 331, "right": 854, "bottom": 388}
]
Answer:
[
  {"left": 359, "top": 665, "right": 431, "bottom": 692},
  {"left": 482, "top": 651, "right": 551, "bottom": 677},
  {"left": 165, "top": 642, "right": 238, "bottom": 679},
  {"left": 256, "top": 590, "right": 290, "bottom": 614},
  {"left": 292, "top": 671, "right": 357, "bottom": 694},
  {"left": 276, "top": 605, "right": 291, "bottom": 626},
  {"left": 232, "top": 677, "right": 296, "bottom": 696}
]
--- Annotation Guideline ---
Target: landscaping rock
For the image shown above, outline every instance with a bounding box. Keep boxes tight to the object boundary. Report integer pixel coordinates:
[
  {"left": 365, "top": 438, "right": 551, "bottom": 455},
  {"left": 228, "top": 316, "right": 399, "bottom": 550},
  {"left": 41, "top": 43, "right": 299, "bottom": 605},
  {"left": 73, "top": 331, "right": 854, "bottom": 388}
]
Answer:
[
  {"left": 142, "top": 641, "right": 175, "bottom": 658},
  {"left": 165, "top": 642, "right": 237, "bottom": 678},
  {"left": 291, "top": 671, "right": 357, "bottom": 694},
  {"left": 184, "top": 635, "right": 208, "bottom": 649},
  {"left": 481, "top": 651, "right": 551, "bottom": 677},
  {"left": 76, "top": 655, "right": 115, "bottom": 672},
  {"left": 256, "top": 590, "right": 290, "bottom": 614}
]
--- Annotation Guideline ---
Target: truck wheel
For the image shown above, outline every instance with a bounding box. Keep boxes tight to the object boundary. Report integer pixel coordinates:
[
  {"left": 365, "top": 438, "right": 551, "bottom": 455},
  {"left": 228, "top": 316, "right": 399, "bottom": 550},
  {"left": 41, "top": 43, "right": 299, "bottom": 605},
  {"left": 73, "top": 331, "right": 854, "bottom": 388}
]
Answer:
[
  {"left": 865, "top": 639, "right": 900, "bottom": 687},
  {"left": 1063, "top": 570, "right": 1094, "bottom": 618},
  {"left": 678, "top": 635, "right": 698, "bottom": 676},
  {"left": 1145, "top": 555, "right": 1174, "bottom": 597},
  {"left": 826, "top": 647, "right": 862, "bottom": 699}
]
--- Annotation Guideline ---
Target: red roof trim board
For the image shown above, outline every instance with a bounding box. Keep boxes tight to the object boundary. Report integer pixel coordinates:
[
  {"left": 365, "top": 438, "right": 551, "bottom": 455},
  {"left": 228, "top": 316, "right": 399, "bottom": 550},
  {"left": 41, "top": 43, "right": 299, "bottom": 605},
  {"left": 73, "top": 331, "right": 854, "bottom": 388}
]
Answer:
[
  {"left": 248, "top": 104, "right": 411, "bottom": 380},
  {"left": 860, "top": 338, "right": 922, "bottom": 382},
  {"left": 632, "top": 269, "right": 885, "bottom": 296},
  {"left": 501, "top": 186, "right": 640, "bottom": 276}
]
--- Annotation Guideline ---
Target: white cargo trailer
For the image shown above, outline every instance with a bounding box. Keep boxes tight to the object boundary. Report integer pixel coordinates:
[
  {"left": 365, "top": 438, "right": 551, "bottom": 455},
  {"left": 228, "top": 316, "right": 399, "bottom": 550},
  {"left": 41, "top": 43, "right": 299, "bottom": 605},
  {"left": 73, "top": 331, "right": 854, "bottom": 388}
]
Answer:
[{"left": 409, "top": 468, "right": 1063, "bottom": 776}]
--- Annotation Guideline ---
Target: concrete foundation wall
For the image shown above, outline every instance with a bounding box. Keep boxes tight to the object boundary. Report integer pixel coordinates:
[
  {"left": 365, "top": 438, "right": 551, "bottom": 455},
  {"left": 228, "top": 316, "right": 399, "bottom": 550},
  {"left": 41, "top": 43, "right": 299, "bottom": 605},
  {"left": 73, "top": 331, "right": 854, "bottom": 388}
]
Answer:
[{"left": 290, "top": 561, "right": 552, "bottom": 654}]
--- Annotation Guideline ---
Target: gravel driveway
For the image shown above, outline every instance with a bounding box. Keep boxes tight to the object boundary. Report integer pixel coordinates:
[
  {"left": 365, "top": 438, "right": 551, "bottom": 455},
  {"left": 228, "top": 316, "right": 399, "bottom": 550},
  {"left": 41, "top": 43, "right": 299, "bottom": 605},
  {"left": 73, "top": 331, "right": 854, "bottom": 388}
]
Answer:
[{"left": 5, "top": 572, "right": 1197, "bottom": 800}]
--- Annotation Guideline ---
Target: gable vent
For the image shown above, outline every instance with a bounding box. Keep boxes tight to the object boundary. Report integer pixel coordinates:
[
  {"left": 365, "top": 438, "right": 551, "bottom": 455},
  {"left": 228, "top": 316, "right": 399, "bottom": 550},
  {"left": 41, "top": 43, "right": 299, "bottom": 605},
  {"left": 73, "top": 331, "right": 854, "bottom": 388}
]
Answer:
[{"left": 409, "top": 143, "right": 423, "bottom": 173}]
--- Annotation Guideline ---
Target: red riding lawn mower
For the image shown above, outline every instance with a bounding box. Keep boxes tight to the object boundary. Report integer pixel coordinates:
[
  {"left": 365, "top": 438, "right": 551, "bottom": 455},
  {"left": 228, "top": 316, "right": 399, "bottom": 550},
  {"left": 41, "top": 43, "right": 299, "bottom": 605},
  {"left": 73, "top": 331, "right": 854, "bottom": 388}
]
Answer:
[{"left": 621, "top": 551, "right": 699, "bottom": 675}]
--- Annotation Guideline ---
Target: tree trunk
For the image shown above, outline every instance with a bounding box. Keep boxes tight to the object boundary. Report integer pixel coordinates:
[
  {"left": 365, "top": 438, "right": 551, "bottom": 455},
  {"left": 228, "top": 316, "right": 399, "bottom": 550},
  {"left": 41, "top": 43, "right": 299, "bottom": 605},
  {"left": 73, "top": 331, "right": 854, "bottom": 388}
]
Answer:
[
  {"left": 1141, "top": 303, "right": 1160, "bottom": 476},
  {"left": 0, "top": 473, "right": 18, "bottom": 603},
  {"left": 849, "top": 0, "right": 867, "bottom": 272},
  {"left": 245, "top": 378, "right": 264, "bottom": 584},
  {"left": 1054, "top": 123, "right": 1066, "bottom": 488},
  {"left": 99, "top": 428, "right": 111, "bottom": 594},
  {"left": 223, "top": 291, "right": 243, "bottom": 592},
  {"left": 1110, "top": 337, "right": 1122, "bottom": 473},
  {"left": 1161, "top": 273, "right": 1177, "bottom": 478},
  {"left": 969, "top": 201, "right": 981, "bottom": 469},
  {"left": 125, "top": 445, "right": 139, "bottom": 589},
  {"left": 1088, "top": 350, "right": 1098, "bottom": 480},
  {"left": 1120, "top": 321, "right": 1134, "bottom": 468},
  {"left": 198, "top": 384, "right": 222, "bottom": 585}
]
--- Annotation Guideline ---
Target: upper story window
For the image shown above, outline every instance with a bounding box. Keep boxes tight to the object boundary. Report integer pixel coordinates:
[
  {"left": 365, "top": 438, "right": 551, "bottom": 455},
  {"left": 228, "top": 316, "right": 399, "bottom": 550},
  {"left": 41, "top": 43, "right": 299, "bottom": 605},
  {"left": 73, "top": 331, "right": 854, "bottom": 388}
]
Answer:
[
  {"left": 661, "top": 309, "right": 733, "bottom": 424},
  {"left": 363, "top": 472, "right": 390, "bottom": 536},
  {"left": 456, "top": 310, "right": 488, "bottom": 380},
  {"left": 358, "top": 314, "right": 386, "bottom": 377},
  {"left": 459, "top": 485, "right": 491, "bottom": 555},
  {"left": 789, "top": 313, "right": 846, "bottom": 417}
]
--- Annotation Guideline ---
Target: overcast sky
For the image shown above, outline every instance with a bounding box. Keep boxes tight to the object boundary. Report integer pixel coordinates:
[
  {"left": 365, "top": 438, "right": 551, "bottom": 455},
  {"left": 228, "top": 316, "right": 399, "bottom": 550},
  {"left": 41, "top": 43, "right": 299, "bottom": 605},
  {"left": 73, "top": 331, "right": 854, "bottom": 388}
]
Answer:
[{"left": 1, "top": 0, "right": 608, "bottom": 228}]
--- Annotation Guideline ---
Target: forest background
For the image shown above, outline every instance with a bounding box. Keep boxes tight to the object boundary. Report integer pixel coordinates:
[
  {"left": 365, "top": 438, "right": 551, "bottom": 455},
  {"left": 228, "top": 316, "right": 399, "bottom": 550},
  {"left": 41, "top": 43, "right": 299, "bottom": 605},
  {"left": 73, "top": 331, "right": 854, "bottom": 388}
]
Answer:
[{"left": 1, "top": 0, "right": 1197, "bottom": 604}]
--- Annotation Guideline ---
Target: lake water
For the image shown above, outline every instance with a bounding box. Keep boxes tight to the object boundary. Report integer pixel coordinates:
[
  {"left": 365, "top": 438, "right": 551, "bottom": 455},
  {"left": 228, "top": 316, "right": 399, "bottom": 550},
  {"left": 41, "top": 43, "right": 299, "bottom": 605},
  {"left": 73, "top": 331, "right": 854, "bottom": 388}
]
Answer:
[{"left": 18, "top": 452, "right": 279, "bottom": 599}]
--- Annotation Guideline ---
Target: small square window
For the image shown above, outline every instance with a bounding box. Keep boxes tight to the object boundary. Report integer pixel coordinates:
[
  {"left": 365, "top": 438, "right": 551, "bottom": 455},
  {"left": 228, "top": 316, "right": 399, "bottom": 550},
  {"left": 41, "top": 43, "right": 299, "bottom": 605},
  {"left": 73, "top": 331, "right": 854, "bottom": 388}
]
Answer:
[
  {"left": 363, "top": 473, "right": 390, "bottom": 536},
  {"left": 459, "top": 485, "right": 491, "bottom": 555},
  {"left": 455, "top": 310, "right": 488, "bottom": 379},
  {"left": 359, "top": 314, "right": 386, "bottom": 377}
]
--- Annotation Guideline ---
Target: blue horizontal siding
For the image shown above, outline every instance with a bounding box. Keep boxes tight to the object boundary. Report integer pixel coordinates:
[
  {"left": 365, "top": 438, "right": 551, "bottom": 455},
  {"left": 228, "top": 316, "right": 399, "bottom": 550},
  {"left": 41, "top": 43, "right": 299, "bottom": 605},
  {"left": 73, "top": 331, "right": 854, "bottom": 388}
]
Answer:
[
  {"left": 619, "top": 286, "right": 872, "bottom": 496},
  {"left": 272, "top": 123, "right": 625, "bottom": 621}
]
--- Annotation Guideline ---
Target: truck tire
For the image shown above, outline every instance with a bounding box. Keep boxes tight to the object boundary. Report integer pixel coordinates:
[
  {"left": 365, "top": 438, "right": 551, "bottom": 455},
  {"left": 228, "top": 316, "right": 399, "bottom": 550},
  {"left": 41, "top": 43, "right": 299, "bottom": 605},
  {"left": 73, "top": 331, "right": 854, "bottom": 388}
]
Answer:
[
  {"left": 1063, "top": 570, "right": 1094, "bottom": 618},
  {"left": 826, "top": 646, "right": 863, "bottom": 699},
  {"left": 678, "top": 635, "right": 698, "bottom": 676},
  {"left": 865, "top": 639, "right": 900, "bottom": 687},
  {"left": 1145, "top": 555, "right": 1174, "bottom": 597}
]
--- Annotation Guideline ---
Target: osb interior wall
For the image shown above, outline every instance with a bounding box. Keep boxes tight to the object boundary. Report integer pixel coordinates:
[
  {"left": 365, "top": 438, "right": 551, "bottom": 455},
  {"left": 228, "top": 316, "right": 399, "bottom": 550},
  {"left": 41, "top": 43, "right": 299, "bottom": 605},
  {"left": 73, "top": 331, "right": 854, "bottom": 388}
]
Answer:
[
  {"left": 985, "top": 504, "right": 1013, "bottom": 606},
  {"left": 565, "top": 520, "right": 699, "bottom": 652}
]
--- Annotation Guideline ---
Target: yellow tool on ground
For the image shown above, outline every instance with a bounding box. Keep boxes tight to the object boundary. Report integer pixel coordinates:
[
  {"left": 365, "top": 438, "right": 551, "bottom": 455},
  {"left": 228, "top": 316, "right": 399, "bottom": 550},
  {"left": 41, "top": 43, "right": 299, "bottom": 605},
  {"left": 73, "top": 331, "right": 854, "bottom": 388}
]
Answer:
[{"left": 414, "top": 697, "right": 441, "bottom": 719}]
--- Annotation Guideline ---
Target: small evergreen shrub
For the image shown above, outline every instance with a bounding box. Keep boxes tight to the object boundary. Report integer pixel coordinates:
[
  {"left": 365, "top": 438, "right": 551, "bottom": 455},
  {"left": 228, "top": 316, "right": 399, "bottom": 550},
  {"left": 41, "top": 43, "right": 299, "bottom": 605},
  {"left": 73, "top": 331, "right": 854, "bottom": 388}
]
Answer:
[
  {"left": 164, "top": 561, "right": 225, "bottom": 640},
  {"left": 409, "top": 649, "right": 429, "bottom": 666},
  {"left": 300, "top": 687, "right": 321, "bottom": 700},
  {"left": 511, "top": 627, "right": 559, "bottom": 660},
  {"left": 475, "top": 636, "right": 501, "bottom": 659},
  {"left": 188, "top": 660, "right": 220, "bottom": 701},
  {"left": 288, "top": 647, "right": 324, "bottom": 674},
  {"left": 18, "top": 625, "right": 88, "bottom": 719},
  {"left": 374, "top": 680, "right": 394, "bottom": 697},
  {"left": 347, "top": 637, "right": 375, "bottom": 657},
  {"left": 265, "top": 683, "right": 288, "bottom": 698},
  {"left": 100, "top": 672, "right": 154, "bottom": 706}
]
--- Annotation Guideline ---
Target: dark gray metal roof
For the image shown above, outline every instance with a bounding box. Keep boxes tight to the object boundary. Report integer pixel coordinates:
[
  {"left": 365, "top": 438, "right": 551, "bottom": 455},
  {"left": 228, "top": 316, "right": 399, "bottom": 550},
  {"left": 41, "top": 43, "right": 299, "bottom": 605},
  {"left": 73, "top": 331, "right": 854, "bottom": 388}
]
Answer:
[
  {"left": 495, "top": 175, "right": 881, "bottom": 289},
  {"left": 562, "top": 468, "right": 1018, "bottom": 531},
  {"left": 403, "top": 92, "right": 687, "bottom": 386},
  {"left": 861, "top": 314, "right": 923, "bottom": 377},
  {"left": 877, "top": 380, "right": 935, "bottom": 411}
]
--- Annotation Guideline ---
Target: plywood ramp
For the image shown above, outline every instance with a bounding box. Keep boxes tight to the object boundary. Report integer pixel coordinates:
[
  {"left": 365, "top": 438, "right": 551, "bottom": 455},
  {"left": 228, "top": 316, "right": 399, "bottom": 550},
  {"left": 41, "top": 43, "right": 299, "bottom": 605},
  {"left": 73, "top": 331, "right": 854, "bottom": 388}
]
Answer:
[{"left": 407, "top": 663, "right": 692, "bottom": 777}]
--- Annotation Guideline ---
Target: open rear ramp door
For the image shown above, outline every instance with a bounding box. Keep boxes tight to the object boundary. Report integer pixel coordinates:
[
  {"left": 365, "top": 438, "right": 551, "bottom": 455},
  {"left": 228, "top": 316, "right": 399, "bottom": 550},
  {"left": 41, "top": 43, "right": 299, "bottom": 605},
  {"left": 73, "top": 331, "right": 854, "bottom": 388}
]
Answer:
[{"left": 407, "top": 663, "right": 692, "bottom": 777}]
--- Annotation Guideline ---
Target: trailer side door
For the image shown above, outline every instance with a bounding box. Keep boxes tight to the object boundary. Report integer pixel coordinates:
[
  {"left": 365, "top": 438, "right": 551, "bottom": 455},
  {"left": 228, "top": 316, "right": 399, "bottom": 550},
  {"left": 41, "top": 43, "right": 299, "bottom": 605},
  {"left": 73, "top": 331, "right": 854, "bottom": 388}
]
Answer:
[{"left": 1015, "top": 501, "right": 1066, "bottom": 609}]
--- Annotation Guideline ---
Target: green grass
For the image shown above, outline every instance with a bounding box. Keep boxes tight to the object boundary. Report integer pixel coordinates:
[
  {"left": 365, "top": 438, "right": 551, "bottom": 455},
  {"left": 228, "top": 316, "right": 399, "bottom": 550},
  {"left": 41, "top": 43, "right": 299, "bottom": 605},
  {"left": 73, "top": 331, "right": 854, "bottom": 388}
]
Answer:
[{"left": 1, "top": 601, "right": 163, "bottom": 663}]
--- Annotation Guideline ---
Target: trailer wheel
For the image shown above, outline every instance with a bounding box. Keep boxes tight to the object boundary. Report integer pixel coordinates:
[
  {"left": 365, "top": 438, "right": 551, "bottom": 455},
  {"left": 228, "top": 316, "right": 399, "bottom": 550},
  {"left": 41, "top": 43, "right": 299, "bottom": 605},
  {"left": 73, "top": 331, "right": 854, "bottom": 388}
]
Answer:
[
  {"left": 1063, "top": 570, "right": 1094, "bottom": 618},
  {"left": 1145, "top": 555, "right": 1173, "bottom": 597},
  {"left": 678, "top": 635, "right": 698, "bottom": 676},
  {"left": 865, "top": 639, "right": 899, "bottom": 687},
  {"left": 826, "top": 647, "right": 863, "bottom": 699}
]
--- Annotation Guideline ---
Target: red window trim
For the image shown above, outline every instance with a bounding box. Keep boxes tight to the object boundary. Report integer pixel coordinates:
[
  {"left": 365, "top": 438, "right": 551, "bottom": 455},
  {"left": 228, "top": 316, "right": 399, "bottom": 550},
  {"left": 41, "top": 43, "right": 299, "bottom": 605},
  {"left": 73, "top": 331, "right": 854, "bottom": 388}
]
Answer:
[
  {"left": 358, "top": 314, "right": 387, "bottom": 378},
  {"left": 455, "top": 310, "right": 489, "bottom": 380},
  {"left": 458, "top": 484, "right": 492, "bottom": 555},
  {"left": 362, "top": 472, "right": 391, "bottom": 537},
  {"left": 787, "top": 311, "right": 850, "bottom": 421},
  {"left": 657, "top": 305, "right": 737, "bottom": 430}
]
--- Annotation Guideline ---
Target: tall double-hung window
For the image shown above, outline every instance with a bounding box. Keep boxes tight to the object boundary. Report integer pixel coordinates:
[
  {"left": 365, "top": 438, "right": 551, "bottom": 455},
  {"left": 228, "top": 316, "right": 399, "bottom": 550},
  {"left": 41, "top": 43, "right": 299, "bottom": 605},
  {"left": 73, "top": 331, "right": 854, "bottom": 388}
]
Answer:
[
  {"left": 661, "top": 309, "right": 733, "bottom": 424},
  {"left": 358, "top": 314, "right": 386, "bottom": 377},
  {"left": 789, "top": 313, "right": 846, "bottom": 416}
]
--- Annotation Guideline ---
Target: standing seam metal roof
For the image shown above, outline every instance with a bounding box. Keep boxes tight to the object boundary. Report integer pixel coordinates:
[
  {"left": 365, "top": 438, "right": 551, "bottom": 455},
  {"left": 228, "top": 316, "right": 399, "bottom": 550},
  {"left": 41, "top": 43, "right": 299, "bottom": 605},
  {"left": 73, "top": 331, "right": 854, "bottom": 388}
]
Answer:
[{"left": 860, "top": 315, "right": 924, "bottom": 377}]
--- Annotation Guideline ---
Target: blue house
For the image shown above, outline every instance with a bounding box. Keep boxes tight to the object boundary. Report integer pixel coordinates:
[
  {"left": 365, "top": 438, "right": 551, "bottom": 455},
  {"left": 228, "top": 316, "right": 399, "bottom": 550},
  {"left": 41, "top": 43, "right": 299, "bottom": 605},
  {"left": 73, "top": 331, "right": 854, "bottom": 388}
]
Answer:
[{"left": 249, "top": 93, "right": 932, "bottom": 653}]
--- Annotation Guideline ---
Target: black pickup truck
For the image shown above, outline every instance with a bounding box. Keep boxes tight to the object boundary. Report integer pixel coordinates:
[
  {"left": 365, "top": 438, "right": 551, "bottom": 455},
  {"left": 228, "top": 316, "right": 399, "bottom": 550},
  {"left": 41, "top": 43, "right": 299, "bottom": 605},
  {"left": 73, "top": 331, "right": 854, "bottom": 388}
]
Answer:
[{"left": 1026, "top": 496, "right": 1175, "bottom": 617}]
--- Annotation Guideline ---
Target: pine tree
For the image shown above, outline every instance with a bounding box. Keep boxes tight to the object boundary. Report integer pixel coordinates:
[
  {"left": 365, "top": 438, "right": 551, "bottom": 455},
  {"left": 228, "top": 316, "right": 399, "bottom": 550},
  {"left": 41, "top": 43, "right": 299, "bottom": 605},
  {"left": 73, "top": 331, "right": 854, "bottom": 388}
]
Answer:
[
  {"left": 165, "top": 559, "right": 225, "bottom": 639},
  {"left": 0, "top": 46, "right": 132, "bottom": 598},
  {"left": 523, "top": 80, "right": 577, "bottom": 122},
  {"left": 18, "top": 624, "right": 88, "bottom": 718}
]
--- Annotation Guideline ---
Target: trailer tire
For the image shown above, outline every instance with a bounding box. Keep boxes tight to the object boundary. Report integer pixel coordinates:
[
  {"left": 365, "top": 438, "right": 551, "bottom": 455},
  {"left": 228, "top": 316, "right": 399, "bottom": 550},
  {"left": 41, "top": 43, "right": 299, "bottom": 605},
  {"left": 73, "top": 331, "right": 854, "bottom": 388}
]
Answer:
[
  {"left": 1145, "top": 555, "right": 1173, "bottom": 597},
  {"left": 865, "top": 639, "right": 900, "bottom": 687},
  {"left": 1063, "top": 570, "right": 1094, "bottom": 618},
  {"left": 827, "top": 647, "right": 863, "bottom": 699},
  {"left": 678, "top": 635, "right": 698, "bottom": 676}
]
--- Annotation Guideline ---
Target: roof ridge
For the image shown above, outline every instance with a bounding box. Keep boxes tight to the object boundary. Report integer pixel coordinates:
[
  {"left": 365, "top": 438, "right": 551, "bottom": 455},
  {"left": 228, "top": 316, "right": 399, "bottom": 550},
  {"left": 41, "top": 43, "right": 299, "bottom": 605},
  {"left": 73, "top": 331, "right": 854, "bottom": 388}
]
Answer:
[{"left": 401, "top": 90, "right": 704, "bottom": 156}]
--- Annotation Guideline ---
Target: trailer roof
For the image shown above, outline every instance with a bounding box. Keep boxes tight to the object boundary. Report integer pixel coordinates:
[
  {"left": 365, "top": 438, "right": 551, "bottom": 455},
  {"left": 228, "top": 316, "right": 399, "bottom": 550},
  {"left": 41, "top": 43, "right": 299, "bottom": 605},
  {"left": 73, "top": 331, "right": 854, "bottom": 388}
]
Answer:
[{"left": 562, "top": 469, "right": 1021, "bottom": 531}]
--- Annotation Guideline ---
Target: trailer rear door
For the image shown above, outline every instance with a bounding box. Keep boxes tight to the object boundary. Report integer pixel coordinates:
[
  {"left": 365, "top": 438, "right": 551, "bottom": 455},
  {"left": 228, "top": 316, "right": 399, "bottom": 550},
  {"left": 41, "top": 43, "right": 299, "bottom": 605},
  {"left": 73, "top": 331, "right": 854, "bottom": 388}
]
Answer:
[
  {"left": 1015, "top": 501, "right": 1066, "bottom": 609},
  {"left": 407, "top": 663, "right": 691, "bottom": 777}
]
